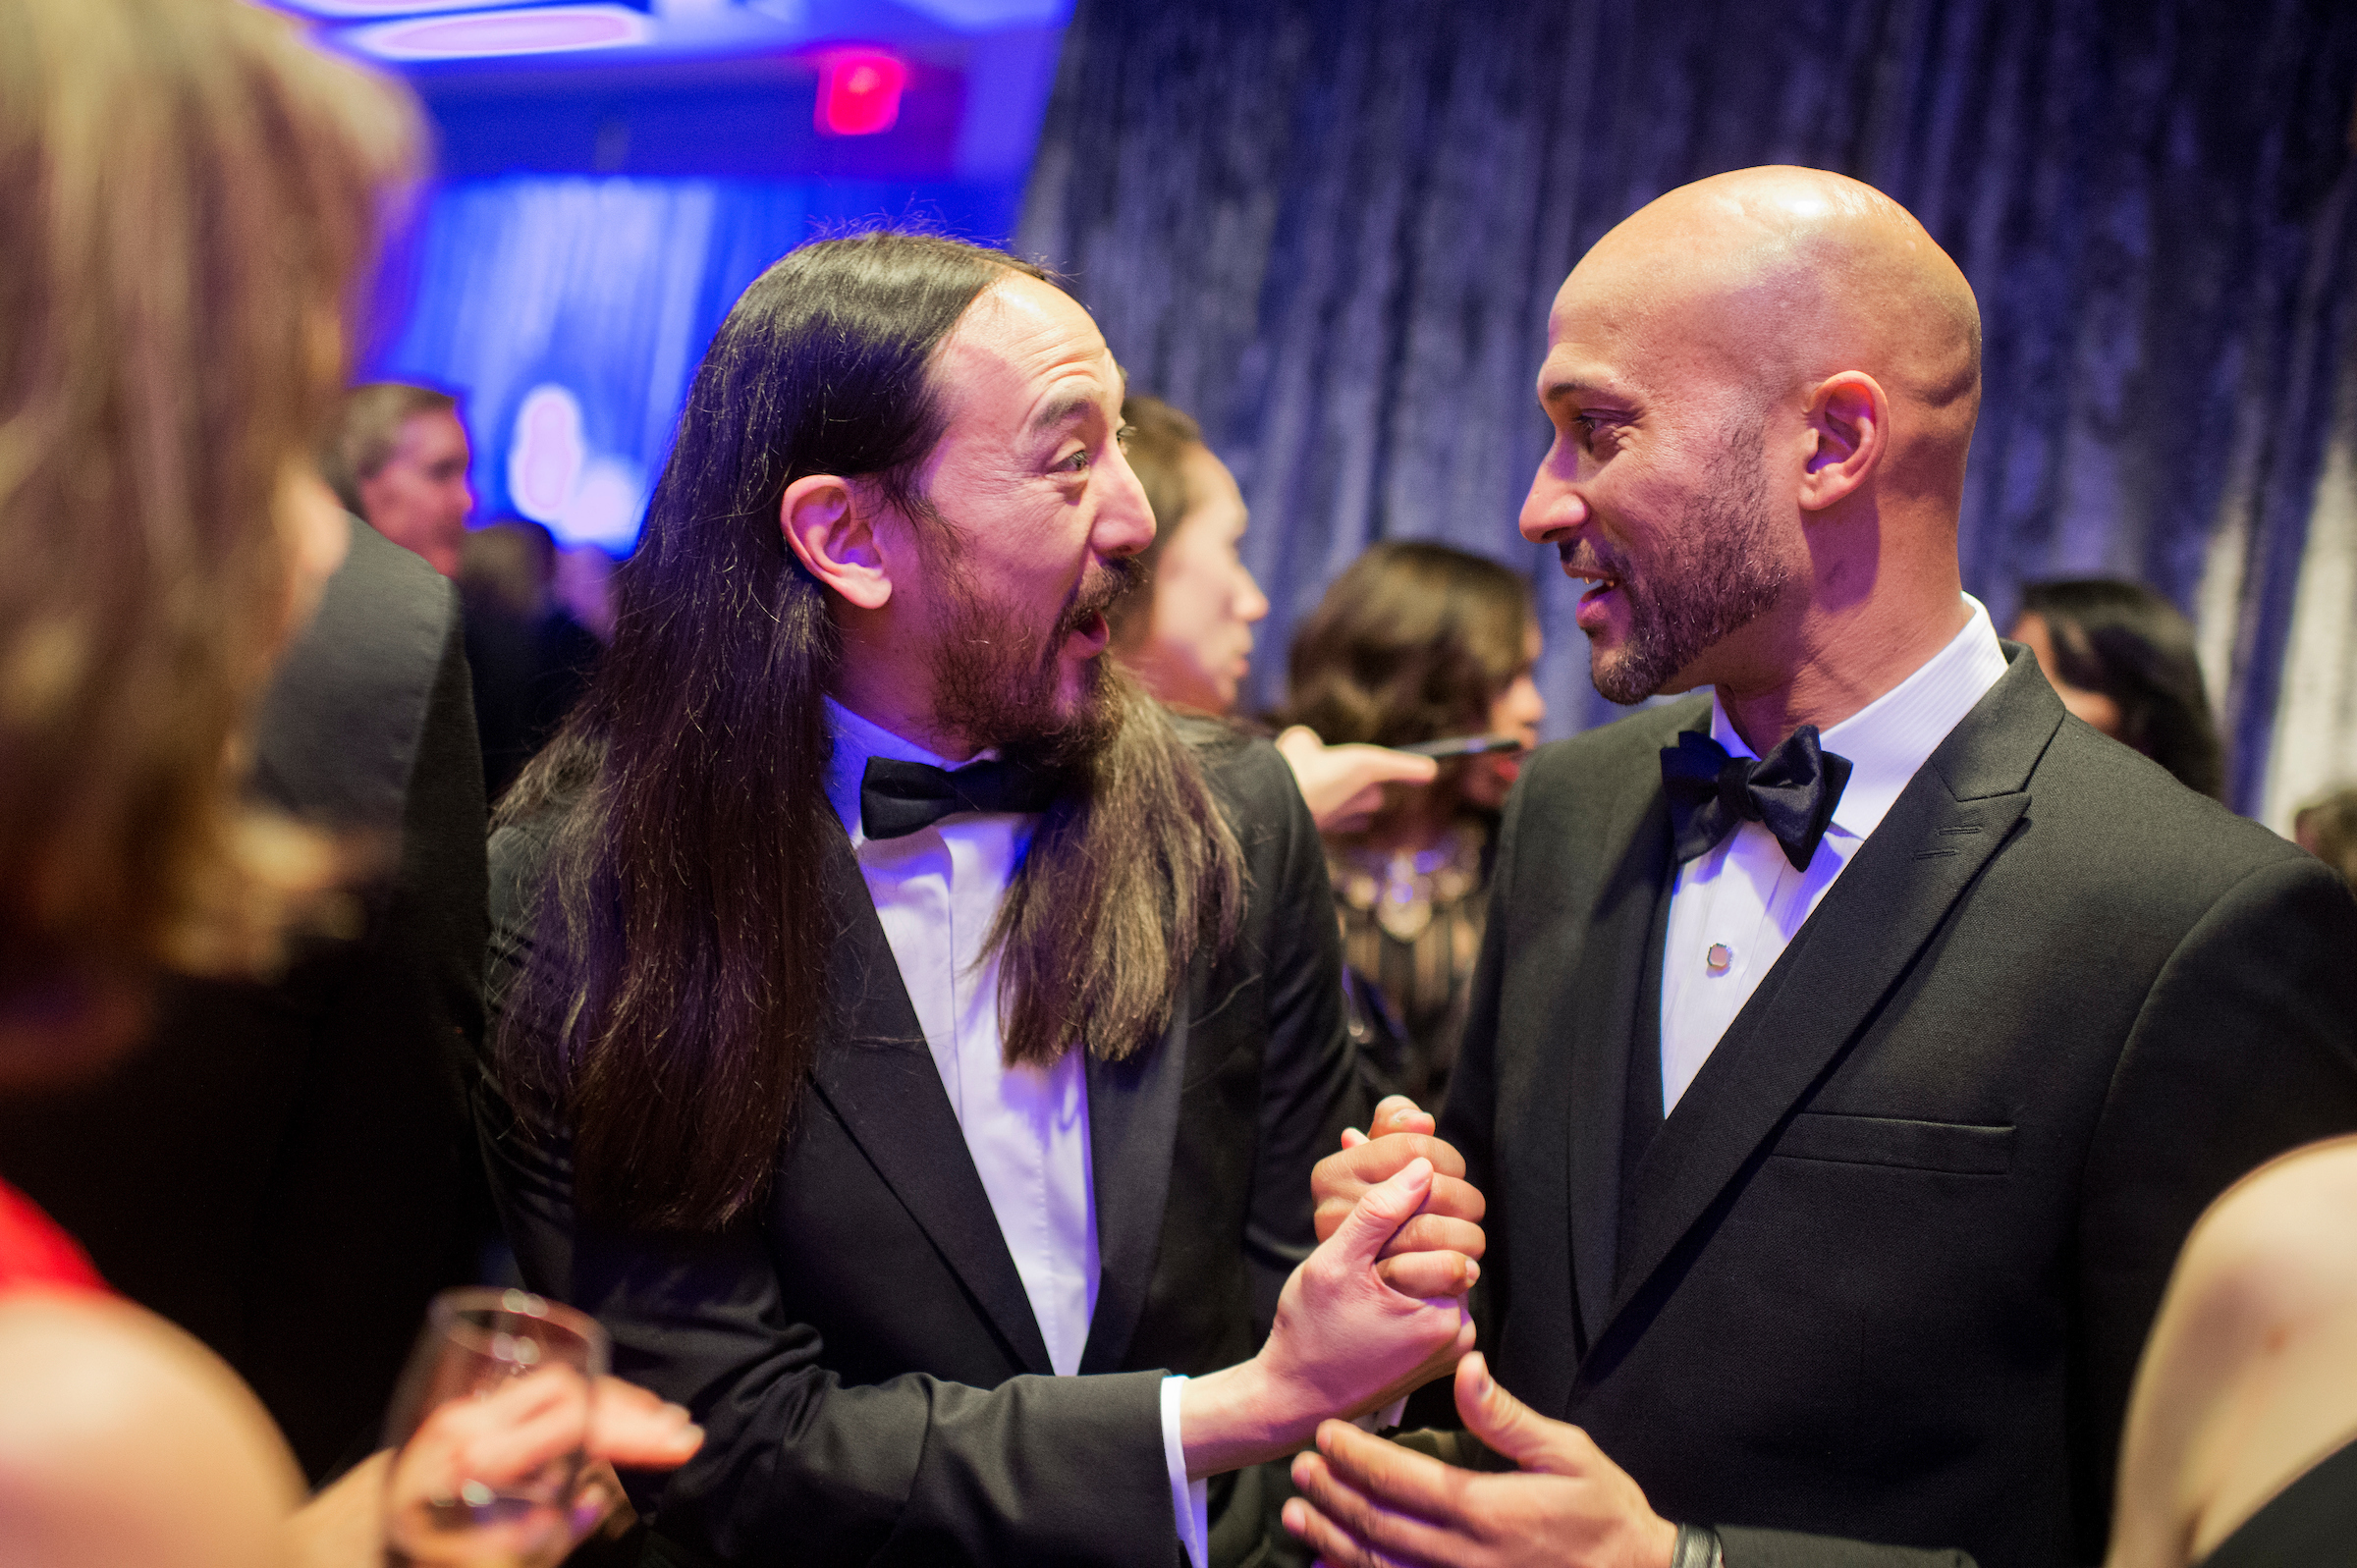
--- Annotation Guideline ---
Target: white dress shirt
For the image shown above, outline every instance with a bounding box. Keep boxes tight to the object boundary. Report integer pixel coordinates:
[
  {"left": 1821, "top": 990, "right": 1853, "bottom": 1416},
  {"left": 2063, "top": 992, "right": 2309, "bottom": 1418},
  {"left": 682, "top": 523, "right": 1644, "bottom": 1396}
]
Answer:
[
  {"left": 820, "top": 699, "right": 1207, "bottom": 1566},
  {"left": 1659, "top": 598, "right": 2010, "bottom": 1113}
]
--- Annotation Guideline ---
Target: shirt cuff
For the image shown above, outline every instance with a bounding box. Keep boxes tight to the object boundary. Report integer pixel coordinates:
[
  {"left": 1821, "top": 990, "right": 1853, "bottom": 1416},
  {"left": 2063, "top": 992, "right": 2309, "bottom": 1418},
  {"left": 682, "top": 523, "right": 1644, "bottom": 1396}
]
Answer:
[
  {"left": 1159, "top": 1374, "right": 1210, "bottom": 1568},
  {"left": 1353, "top": 1396, "right": 1407, "bottom": 1433}
]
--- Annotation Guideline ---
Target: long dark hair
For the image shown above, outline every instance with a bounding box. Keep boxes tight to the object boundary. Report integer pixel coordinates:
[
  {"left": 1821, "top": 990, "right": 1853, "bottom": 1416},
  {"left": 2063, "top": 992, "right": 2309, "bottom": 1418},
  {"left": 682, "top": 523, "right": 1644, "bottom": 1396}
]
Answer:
[
  {"left": 499, "top": 233, "right": 1240, "bottom": 1232},
  {"left": 2019, "top": 578, "right": 2224, "bottom": 800}
]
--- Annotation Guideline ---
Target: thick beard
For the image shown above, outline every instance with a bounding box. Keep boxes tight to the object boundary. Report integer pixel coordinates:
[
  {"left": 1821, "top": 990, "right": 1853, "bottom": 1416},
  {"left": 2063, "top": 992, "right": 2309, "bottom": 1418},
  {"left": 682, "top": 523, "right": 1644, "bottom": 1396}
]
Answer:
[
  {"left": 920, "top": 518, "right": 1136, "bottom": 766},
  {"left": 1587, "top": 416, "right": 1792, "bottom": 706}
]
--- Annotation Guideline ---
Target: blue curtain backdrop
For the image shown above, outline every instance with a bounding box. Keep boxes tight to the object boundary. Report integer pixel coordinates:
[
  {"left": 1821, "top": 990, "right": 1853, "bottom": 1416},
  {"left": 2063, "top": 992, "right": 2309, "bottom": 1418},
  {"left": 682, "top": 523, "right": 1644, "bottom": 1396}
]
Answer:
[
  {"left": 365, "top": 174, "right": 1024, "bottom": 552},
  {"left": 1017, "top": 0, "right": 2357, "bottom": 814}
]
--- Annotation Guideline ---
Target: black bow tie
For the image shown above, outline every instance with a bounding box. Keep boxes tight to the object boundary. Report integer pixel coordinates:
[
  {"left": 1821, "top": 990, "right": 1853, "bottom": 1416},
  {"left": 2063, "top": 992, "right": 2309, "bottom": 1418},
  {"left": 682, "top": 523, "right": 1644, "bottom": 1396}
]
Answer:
[
  {"left": 1660, "top": 725, "right": 1853, "bottom": 872},
  {"left": 859, "top": 754, "right": 1069, "bottom": 841}
]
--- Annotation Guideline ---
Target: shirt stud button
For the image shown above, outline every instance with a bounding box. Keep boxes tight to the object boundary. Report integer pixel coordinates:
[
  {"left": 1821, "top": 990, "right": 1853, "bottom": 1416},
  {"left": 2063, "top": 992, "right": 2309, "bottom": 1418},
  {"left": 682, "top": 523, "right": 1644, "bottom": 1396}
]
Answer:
[{"left": 1705, "top": 943, "right": 1733, "bottom": 973}]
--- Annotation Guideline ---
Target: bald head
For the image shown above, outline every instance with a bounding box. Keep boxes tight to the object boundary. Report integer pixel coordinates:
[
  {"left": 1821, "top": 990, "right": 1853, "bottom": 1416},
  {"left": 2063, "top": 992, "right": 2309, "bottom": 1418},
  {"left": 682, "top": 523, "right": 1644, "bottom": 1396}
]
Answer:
[
  {"left": 1562, "top": 166, "right": 1980, "bottom": 501},
  {"left": 1524, "top": 167, "right": 1986, "bottom": 731}
]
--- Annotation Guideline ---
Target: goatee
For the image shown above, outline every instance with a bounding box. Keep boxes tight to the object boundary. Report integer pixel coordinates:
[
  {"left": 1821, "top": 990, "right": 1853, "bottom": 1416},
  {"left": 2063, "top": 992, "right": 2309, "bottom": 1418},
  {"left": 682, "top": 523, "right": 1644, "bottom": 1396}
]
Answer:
[
  {"left": 1580, "top": 415, "right": 1792, "bottom": 706},
  {"left": 928, "top": 549, "right": 1139, "bottom": 766}
]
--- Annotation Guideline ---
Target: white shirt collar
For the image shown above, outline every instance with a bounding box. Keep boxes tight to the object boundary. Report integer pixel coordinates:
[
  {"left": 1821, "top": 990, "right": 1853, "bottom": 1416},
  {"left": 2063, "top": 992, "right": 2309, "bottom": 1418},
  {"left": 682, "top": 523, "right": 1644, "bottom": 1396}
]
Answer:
[
  {"left": 1708, "top": 595, "right": 2010, "bottom": 842},
  {"left": 822, "top": 697, "right": 1010, "bottom": 846}
]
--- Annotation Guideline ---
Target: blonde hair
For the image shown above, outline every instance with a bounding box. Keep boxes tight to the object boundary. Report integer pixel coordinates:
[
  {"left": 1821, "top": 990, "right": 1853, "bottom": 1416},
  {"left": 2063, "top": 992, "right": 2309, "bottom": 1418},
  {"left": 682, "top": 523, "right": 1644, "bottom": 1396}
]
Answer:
[
  {"left": 323, "top": 382, "right": 459, "bottom": 514},
  {"left": 0, "top": 0, "right": 416, "bottom": 1019}
]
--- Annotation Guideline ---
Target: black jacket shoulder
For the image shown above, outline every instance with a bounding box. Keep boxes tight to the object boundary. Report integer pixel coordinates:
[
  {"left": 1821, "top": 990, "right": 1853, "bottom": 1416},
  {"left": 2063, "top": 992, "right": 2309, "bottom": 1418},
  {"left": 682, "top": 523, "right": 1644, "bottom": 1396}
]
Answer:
[
  {"left": 1174, "top": 715, "right": 1311, "bottom": 843},
  {"left": 1511, "top": 698, "right": 1708, "bottom": 820}
]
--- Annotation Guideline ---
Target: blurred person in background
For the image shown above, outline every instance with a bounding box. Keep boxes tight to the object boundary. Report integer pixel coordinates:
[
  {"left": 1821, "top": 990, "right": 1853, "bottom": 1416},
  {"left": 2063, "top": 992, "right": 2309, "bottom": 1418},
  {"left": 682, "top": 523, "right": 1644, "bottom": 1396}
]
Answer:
[
  {"left": 2103, "top": 1134, "right": 2357, "bottom": 1568},
  {"left": 460, "top": 518, "right": 603, "bottom": 801},
  {"left": 1112, "top": 394, "right": 1438, "bottom": 829},
  {"left": 323, "top": 382, "right": 474, "bottom": 577},
  {"left": 0, "top": 501, "right": 493, "bottom": 1483},
  {"left": 554, "top": 539, "right": 620, "bottom": 642},
  {"left": 2011, "top": 577, "right": 2224, "bottom": 800},
  {"left": 1109, "top": 395, "right": 1271, "bottom": 716},
  {"left": 0, "top": 2, "right": 693, "bottom": 1562},
  {"left": 1279, "top": 543, "right": 1544, "bottom": 1106},
  {"left": 2293, "top": 785, "right": 2357, "bottom": 888}
]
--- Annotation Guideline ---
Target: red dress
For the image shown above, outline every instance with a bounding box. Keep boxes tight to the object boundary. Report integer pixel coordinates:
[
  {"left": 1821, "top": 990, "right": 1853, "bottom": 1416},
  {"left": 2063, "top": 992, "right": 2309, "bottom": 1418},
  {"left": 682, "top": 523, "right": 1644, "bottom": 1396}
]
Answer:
[{"left": 0, "top": 1176, "right": 106, "bottom": 1293}]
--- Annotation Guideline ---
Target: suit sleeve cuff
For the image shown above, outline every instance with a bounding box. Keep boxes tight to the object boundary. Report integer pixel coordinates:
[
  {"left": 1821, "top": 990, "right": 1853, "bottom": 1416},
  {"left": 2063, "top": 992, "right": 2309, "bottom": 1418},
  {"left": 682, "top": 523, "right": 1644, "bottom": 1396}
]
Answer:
[{"left": 1160, "top": 1375, "right": 1209, "bottom": 1568}]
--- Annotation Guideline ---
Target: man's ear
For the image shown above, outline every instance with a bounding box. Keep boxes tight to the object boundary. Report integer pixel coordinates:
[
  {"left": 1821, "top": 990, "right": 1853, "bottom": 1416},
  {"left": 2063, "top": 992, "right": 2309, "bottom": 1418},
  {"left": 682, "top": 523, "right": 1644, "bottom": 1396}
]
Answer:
[
  {"left": 781, "top": 473, "right": 892, "bottom": 610},
  {"left": 1797, "top": 371, "right": 1890, "bottom": 514}
]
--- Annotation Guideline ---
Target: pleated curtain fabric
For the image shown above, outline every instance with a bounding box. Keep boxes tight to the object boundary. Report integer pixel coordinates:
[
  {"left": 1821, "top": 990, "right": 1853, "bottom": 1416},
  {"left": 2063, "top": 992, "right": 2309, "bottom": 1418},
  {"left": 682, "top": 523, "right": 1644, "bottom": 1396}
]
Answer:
[{"left": 1018, "top": 0, "right": 2357, "bottom": 821}]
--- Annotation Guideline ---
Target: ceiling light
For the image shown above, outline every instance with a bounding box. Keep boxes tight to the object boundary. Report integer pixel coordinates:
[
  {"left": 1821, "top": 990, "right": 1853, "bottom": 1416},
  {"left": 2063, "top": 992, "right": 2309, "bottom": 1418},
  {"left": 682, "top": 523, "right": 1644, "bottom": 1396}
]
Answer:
[
  {"left": 814, "top": 48, "right": 907, "bottom": 136},
  {"left": 270, "top": 0, "right": 539, "bottom": 16},
  {"left": 343, "top": 5, "right": 652, "bottom": 61}
]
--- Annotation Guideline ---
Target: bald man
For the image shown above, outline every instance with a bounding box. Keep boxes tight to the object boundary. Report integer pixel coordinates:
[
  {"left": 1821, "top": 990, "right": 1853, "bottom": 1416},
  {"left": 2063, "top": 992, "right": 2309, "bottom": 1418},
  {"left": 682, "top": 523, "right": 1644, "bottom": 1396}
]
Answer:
[{"left": 1288, "top": 168, "right": 2357, "bottom": 1568}]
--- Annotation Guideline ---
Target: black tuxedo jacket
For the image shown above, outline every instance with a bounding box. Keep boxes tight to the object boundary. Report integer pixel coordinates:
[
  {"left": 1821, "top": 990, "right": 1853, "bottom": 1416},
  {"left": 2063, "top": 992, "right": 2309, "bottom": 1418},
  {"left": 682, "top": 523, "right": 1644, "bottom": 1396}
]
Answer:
[
  {"left": 1439, "top": 647, "right": 2357, "bottom": 1568},
  {"left": 0, "top": 516, "right": 490, "bottom": 1479},
  {"left": 478, "top": 726, "right": 1358, "bottom": 1566}
]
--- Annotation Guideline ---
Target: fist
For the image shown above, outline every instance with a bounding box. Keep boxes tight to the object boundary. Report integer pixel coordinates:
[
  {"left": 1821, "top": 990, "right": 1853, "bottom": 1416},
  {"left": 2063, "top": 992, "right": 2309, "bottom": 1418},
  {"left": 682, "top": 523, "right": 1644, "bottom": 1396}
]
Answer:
[{"left": 1313, "top": 1096, "right": 1486, "bottom": 1297}]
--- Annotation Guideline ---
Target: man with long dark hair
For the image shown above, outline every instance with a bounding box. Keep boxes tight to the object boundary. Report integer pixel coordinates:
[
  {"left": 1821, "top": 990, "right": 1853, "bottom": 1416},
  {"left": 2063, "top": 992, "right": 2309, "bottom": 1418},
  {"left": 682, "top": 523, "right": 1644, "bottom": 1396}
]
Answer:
[{"left": 477, "top": 232, "right": 1480, "bottom": 1565}]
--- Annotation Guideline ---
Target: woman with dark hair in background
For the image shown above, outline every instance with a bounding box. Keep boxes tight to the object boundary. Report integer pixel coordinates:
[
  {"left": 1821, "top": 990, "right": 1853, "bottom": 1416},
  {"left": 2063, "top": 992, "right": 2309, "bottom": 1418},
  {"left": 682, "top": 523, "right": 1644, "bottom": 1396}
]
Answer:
[
  {"left": 2011, "top": 577, "right": 2225, "bottom": 800},
  {"left": 1112, "top": 396, "right": 1439, "bottom": 828},
  {"left": 1280, "top": 542, "right": 1544, "bottom": 1106}
]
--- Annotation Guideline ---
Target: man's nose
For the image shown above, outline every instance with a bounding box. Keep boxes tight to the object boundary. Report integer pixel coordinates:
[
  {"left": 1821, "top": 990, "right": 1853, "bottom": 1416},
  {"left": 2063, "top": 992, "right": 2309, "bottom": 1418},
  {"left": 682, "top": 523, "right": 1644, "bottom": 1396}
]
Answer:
[
  {"left": 1098, "top": 449, "right": 1156, "bottom": 559},
  {"left": 1519, "top": 473, "right": 1588, "bottom": 544}
]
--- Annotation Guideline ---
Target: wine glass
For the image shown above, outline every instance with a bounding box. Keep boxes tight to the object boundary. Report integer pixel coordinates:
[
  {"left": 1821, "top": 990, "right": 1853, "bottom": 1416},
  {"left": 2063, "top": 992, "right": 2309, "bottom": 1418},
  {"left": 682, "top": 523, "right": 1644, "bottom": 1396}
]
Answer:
[{"left": 382, "top": 1286, "right": 610, "bottom": 1568}]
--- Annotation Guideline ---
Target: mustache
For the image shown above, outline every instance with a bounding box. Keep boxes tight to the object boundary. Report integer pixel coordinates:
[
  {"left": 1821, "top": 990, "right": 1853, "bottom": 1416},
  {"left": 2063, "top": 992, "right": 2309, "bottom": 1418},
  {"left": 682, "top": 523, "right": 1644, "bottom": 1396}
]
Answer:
[
  {"left": 1058, "top": 555, "right": 1142, "bottom": 634},
  {"left": 1558, "top": 539, "right": 1632, "bottom": 580}
]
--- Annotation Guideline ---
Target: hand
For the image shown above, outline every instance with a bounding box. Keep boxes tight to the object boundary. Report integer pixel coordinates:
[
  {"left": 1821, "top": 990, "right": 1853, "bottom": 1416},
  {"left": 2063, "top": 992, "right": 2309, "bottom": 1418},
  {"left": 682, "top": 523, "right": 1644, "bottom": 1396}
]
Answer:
[
  {"left": 1181, "top": 1158, "right": 1477, "bottom": 1478},
  {"left": 1282, "top": 1352, "right": 1678, "bottom": 1568},
  {"left": 1278, "top": 726, "right": 1440, "bottom": 833},
  {"left": 291, "top": 1375, "right": 701, "bottom": 1568},
  {"left": 1315, "top": 1096, "right": 1487, "bottom": 1298},
  {"left": 377, "top": 1373, "right": 703, "bottom": 1563}
]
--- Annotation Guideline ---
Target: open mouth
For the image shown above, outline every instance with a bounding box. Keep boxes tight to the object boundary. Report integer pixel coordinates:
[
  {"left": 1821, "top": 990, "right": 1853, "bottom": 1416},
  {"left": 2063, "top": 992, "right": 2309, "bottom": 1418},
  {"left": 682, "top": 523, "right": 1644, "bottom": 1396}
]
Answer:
[
  {"left": 1567, "top": 565, "right": 1623, "bottom": 630},
  {"left": 1063, "top": 608, "right": 1111, "bottom": 657}
]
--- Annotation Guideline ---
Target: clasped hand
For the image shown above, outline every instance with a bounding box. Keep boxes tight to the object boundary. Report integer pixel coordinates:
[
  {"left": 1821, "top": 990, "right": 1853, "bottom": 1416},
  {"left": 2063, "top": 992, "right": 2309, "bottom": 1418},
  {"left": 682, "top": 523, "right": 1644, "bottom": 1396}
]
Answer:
[
  {"left": 1288, "top": 1098, "right": 1678, "bottom": 1568},
  {"left": 1180, "top": 1097, "right": 1488, "bottom": 1478}
]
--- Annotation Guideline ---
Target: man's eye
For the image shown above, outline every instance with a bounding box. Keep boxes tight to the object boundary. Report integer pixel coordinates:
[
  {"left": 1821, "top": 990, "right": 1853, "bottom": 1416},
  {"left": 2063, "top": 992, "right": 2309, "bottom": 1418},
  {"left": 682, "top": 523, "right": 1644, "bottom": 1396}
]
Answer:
[
  {"left": 1570, "top": 415, "right": 1619, "bottom": 454},
  {"left": 1060, "top": 449, "right": 1091, "bottom": 472},
  {"left": 1115, "top": 424, "right": 1137, "bottom": 450}
]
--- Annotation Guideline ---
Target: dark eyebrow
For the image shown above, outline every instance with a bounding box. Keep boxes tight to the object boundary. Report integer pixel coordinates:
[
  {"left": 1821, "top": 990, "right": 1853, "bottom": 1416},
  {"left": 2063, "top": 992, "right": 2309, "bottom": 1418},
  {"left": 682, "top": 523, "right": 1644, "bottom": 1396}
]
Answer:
[
  {"left": 1540, "top": 376, "right": 1627, "bottom": 406},
  {"left": 1029, "top": 392, "right": 1100, "bottom": 435}
]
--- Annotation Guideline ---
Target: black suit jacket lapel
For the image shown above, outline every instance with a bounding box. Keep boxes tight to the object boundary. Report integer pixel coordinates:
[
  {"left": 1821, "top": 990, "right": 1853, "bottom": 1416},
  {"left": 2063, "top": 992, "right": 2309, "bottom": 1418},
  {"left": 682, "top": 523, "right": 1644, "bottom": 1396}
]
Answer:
[
  {"left": 1604, "top": 649, "right": 2061, "bottom": 1331},
  {"left": 1076, "top": 991, "right": 1189, "bottom": 1375},
  {"left": 805, "top": 824, "right": 1058, "bottom": 1377},
  {"left": 1559, "top": 711, "right": 1705, "bottom": 1355}
]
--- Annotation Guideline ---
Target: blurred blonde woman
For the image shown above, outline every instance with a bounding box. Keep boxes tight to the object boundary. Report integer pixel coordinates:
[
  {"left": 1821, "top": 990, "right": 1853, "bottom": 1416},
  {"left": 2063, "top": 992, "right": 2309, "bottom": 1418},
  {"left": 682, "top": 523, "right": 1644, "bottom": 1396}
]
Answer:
[{"left": 0, "top": 3, "right": 693, "bottom": 1563}]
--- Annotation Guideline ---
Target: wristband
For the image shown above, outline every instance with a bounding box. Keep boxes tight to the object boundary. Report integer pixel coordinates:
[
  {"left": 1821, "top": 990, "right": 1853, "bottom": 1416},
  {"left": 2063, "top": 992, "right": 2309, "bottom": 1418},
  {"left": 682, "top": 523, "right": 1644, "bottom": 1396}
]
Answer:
[{"left": 1672, "top": 1522, "right": 1724, "bottom": 1568}]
